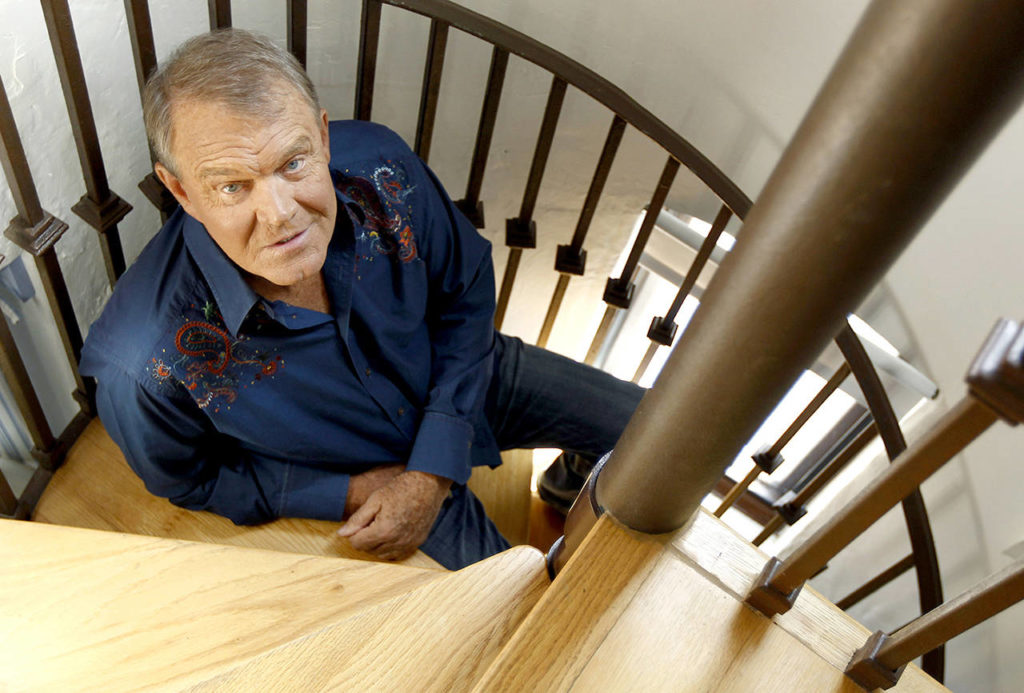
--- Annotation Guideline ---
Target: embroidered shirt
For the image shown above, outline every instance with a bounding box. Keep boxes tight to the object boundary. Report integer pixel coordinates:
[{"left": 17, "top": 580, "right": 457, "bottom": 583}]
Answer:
[{"left": 80, "top": 121, "right": 497, "bottom": 525}]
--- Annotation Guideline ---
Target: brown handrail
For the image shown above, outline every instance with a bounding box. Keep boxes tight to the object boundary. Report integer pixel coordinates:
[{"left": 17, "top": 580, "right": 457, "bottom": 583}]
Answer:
[
  {"left": 383, "top": 0, "right": 753, "bottom": 218},
  {"left": 836, "top": 324, "right": 945, "bottom": 678}
]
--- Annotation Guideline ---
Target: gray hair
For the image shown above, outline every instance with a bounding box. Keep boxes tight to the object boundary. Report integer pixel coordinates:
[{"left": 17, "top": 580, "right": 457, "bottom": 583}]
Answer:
[{"left": 143, "top": 28, "right": 321, "bottom": 176}]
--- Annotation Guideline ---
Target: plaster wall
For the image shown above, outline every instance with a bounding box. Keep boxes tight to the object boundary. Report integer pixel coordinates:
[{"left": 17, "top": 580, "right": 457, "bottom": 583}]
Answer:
[{"left": 0, "top": 1, "right": 1020, "bottom": 691}]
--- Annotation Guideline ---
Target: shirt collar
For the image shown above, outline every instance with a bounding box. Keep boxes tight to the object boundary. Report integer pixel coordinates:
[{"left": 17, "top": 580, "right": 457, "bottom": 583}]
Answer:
[{"left": 182, "top": 214, "right": 260, "bottom": 337}]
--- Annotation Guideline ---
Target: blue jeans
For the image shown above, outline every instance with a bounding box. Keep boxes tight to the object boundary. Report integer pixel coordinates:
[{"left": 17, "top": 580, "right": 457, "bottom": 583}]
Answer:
[{"left": 418, "top": 333, "right": 644, "bottom": 569}]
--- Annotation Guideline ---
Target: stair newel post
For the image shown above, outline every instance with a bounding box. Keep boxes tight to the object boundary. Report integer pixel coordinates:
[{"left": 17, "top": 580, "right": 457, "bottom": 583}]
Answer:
[{"left": 552, "top": 0, "right": 1024, "bottom": 569}]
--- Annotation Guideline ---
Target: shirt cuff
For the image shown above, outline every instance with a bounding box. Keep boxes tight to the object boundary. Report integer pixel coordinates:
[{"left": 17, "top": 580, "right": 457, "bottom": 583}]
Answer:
[
  {"left": 279, "top": 463, "right": 350, "bottom": 522},
  {"left": 405, "top": 411, "right": 475, "bottom": 484}
]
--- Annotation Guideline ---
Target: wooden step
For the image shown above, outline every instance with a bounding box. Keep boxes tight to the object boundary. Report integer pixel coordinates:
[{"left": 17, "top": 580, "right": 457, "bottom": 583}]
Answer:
[
  {"left": 0, "top": 519, "right": 547, "bottom": 691},
  {"left": 472, "top": 510, "right": 949, "bottom": 692},
  {"left": 32, "top": 418, "right": 443, "bottom": 568}
]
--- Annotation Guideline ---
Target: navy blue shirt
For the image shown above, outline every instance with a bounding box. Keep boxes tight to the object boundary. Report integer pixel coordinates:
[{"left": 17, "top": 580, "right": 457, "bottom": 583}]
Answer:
[{"left": 81, "top": 121, "right": 498, "bottom": 525}]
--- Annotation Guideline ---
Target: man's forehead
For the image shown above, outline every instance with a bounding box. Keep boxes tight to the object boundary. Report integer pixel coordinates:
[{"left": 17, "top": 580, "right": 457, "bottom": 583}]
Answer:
[
  {"left": 193, "top": 134, "right": 315, "bottom": 178},
  {"left": 169, "top": 97, "right": 320, "bottom": 176}
]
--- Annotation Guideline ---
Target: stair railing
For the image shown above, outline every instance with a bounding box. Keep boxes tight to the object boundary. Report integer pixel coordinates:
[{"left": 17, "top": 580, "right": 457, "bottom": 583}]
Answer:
[{"left": 552, "top": 2, "right": 1024, "bottom": 690}]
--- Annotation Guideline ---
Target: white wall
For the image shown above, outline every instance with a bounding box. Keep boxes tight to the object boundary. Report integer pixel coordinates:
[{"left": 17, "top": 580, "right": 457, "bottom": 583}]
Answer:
[{"left": 0, "top": 1, "right": 1020, "bottom": 691}]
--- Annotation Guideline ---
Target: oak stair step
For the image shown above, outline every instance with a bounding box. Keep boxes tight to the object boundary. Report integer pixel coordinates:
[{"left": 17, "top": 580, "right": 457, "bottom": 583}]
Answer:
[
  {"left": 0, "top": 519, "right": 547, "bottom": 691},
  {"left": 34, "top": 417, "right": 538, "bottom": 570},
  {"left": 473, "top": 510, "right": 950, "bottom": 693}
]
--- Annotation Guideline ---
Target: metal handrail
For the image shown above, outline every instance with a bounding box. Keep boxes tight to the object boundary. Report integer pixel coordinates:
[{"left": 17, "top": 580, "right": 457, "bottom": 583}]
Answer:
[{"left": 381, "top": 0, "right": 753, "bottom": 219}]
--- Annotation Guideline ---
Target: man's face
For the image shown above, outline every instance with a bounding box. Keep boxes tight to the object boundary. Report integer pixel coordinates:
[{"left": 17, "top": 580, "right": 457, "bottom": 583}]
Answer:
[{"left": 155, "top": 88, "right": 337, "bottom": 292}]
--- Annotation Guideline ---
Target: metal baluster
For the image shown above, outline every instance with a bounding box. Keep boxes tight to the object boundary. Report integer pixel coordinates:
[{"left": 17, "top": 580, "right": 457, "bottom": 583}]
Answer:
[
  {"left": 0, "top": 73, "right": 91, "bottom": 417},
  {"left": 125, "top": 0, "right": 177, "bottom": 217},
  {"left": 747, "top": 396, "right": 996, "bottom": 616},
  {"left": 583, "top": 157, "right": 679, "bottom": 365},
  {"left": 846, "top": 560, "right": 1024, "bottom": 690},
  {"left": 752, "top": 421, "right": 878, "bottom": 546},
  {"left": 536, "top": 115, "right": 626, "bottom": 348},
  {"left": 836, "top": 554, "right": 915, "bottom": 611},
  {"left": 40, "top": 0, "right": 132, "bottom": 287},
  {"left": 456, "top": 46, "right": 508, "bottom": 228},
  {"left": 414, "top": 19, "right": 449, "bottom": 163},
  {"left": 496, "top": 76, "right": 566, "bottom": 329},
  {"left": 354, "top": 0, "right": 382, "bottom": 121},
  {"left": 714, "top": 360, "right": 852, "bottom": 517},
  {"left": 287, "top": 0, "right": 308, "bottom": 68},
  {"left": 631, "top": 204, "right": 732, "bottom": 383},
  {"left": 208, "top": 0, "right": 231, "bottom": 29},
  {"left": 0, "top": 466, "right": 16, "bottom": 516}
]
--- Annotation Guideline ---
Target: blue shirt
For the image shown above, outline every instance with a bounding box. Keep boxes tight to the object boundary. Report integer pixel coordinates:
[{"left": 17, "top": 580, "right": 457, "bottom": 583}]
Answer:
[{"left": 80, "top": 120, "right": 498, "bottom": 525}]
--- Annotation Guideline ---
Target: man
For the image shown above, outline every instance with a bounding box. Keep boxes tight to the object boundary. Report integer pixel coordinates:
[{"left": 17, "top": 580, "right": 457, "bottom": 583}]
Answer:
[{"left": 81, "top": 29, "right": 642, "bottom": 570}]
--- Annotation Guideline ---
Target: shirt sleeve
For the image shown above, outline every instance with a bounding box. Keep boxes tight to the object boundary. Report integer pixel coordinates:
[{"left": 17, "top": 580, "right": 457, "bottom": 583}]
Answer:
[
  {"left": 91, "top": 361, "right": 351, "bottom": 525},
  {"left": 402, "top": 159, "right": 496, "bottom": 485}
]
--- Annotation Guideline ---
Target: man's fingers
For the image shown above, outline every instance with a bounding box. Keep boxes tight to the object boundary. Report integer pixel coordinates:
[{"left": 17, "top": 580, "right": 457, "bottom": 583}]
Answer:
[{"left": 337, "top": 498, "right": 380, "bottom": 538}]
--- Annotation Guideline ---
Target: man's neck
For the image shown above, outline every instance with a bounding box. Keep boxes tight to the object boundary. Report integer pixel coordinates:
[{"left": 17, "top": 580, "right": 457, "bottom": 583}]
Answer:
[{"left": 247, "top": 272, "right": 331, "bottom": 314}]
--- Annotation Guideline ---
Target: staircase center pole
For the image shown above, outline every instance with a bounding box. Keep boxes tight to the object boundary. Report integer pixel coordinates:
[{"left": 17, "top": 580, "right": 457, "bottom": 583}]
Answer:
[{"left": 555, "top": 0, "right": 1024, "bottom": 564}]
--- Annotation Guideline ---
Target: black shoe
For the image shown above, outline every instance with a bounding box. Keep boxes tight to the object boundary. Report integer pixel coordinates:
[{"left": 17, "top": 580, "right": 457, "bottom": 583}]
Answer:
[{"left": 537, "top": 453, "right": 596, "bottom": 515}]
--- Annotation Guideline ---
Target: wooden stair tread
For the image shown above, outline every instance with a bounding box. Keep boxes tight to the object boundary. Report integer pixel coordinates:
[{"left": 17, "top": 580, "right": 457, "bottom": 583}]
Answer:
[
  {"left": 0, "top": 519, "right": 442, "bottom": 690},
  {"left": 33, "top": 418, "right": 442, "bottom": 569},
  {"left": 189, "top": 545, "right": 548, "bottom": 691},
  {"left": 472, "top": 512, "right": 949, "bottom": 692}
]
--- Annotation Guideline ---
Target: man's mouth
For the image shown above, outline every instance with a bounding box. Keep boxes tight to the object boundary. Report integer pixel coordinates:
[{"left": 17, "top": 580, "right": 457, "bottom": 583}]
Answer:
[{"left": 272, "top": 228, "right": 307, "bottom": 247}]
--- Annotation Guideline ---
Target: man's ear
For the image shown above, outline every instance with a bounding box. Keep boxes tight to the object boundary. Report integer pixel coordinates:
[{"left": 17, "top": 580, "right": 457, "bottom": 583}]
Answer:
[
  {"left": 319, "top": 108, "right": 330, "bottom": 163},
  {"left": 154, "top": 162, "right": 195, "bottom": 216}
]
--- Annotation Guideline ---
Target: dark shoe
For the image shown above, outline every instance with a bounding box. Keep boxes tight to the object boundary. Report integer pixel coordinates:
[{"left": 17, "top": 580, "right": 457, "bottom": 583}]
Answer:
[{"left": 537, "top": 452, "right": 596, "bottom": 515}]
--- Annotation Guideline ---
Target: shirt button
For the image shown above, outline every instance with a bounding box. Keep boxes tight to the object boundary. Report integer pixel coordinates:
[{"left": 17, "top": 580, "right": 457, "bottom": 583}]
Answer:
[
  {"left": 365, "top": 368, "right": 372, "bottom": 376},
  {"left": 397, "top": 407, "right": 405, "bottom": 416}
]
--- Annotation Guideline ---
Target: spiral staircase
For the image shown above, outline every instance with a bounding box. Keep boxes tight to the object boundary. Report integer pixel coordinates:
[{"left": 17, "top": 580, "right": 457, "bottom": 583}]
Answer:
[{"left": 2, "top": 0, "right": 1024, "bottom": 690}]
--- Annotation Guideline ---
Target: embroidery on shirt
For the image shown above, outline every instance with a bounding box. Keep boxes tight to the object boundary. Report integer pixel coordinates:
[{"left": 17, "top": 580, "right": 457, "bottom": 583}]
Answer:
[
  {"left": 150, "top": 301, "right": 284, "bottom": 413},
  {"left": 336, "top": 161, "right": 419, "bottom": 266}
]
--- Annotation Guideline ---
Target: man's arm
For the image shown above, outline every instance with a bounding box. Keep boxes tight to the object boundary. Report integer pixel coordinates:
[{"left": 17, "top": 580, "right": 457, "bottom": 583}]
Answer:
[
  {"left": 340, "top": 149, "right": 496, "bottom": 559},
  {"left": 93, "top": 364, "right": 360, "bottom": 525}
]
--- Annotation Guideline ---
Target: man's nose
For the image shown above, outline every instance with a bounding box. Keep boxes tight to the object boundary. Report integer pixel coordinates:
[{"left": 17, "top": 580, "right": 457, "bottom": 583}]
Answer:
[{"left": 254, "top": 177, "right": 298, "bottom": 228}]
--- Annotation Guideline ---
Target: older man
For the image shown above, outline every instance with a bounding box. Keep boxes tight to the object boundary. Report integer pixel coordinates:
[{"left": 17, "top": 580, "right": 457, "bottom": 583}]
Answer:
[{"left": 81, "top": 29, "right": 642, "bottom": 569}]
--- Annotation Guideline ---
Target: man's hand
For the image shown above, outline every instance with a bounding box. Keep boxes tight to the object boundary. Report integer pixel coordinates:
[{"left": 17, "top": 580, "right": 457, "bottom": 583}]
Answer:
[
  {"left": 337, "top": 470, "right": 452, "bottom": 561},
  {"left": 344, "top": 464, "right": 404, "bottom": 517}
]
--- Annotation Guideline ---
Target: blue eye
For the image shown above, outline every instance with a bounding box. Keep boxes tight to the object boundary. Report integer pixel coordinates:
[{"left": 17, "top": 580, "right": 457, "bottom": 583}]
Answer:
[
  {"left": 285, "top": 158, "right": 304, "bottom": 172},
  {"left": 222, "top": 183, "right": 242, "bottom": 194}
]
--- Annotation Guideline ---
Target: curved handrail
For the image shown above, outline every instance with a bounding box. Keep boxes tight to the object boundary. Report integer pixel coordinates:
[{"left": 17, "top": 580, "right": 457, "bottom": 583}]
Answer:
[
  {"left": 383, "top": 0, "right": 753, "bottom": 219},
  {"left": 835, "top": 324, "right": 945, "bottom": 682}
]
